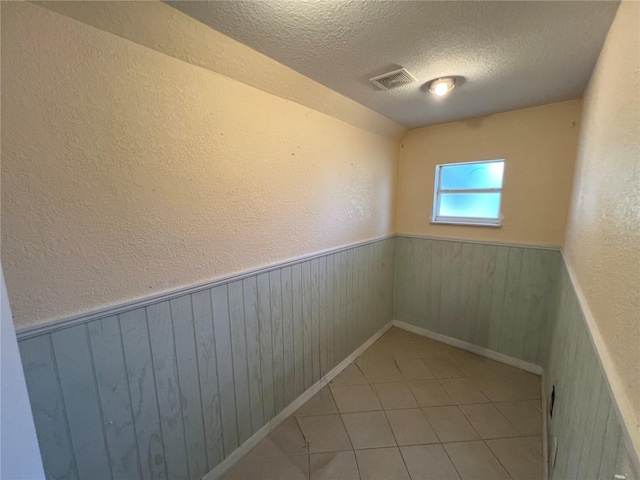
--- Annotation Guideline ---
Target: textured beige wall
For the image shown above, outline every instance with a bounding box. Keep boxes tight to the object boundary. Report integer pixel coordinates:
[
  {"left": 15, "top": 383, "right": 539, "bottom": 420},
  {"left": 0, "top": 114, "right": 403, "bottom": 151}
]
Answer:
[
  {"left": 396, "top": 100, "right": 582, "bottom": 246},
  {"left": 36, "top": 1, "right": 407, "bottom": 141},
  {"left": 1, "top": 2, "right": 401, "bottom": 328},
  {"left": 564, "top": 0, "right": 640, "bottom": 445}
]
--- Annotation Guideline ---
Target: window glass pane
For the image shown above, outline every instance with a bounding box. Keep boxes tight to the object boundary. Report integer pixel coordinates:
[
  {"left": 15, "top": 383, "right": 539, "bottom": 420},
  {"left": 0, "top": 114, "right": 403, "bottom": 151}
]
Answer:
[
  {"left": 440, "top": 161, "right": 504, "bottom": 190},
  {"left": 438, "top": 193, "right": 501, "bottom": 219}
]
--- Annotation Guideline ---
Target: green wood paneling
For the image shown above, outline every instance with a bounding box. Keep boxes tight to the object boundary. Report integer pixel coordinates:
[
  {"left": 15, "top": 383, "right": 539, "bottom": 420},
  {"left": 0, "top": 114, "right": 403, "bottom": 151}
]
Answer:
[
  {"left": 88, "top": 317, "right": 142, "bottom": 479},
  {"left": 395, "top": 237, "right": 558, "bottom": 366},
  {"left": 20, "top": 238, "right": 395, "bottom": 479},
  {"left": 146, "top": 301, "right": 189, "bottom": 479},
  {"left": 20, "top": 334, "right": 78, "bottom": 480},
  {"left": 544, "top": 262, "right": 636, "bottom": 480},
  {"left": 51, "top": 324, "right": 113, "bottom": 480},
  {"left": 242, "top": 276, "right": 264, "bottom": 435},
  {"left": 19, "top": 235, "right": 636, "bottom": 480},
  {"left": 395, "top": 235, "right": 637, "bottom": 480}
]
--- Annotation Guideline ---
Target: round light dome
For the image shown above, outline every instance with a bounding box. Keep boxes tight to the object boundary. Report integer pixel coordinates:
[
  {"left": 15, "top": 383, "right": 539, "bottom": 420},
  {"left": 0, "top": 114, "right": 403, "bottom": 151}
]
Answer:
[{"left": 428, "top": 77, "right": 456, "bottom": 97}]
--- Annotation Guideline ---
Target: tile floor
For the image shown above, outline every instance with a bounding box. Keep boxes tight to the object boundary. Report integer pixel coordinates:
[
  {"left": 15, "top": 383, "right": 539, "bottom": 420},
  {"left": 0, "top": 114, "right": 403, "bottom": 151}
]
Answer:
[{"left": 221, "top": 327, "right": 543, "bottom": 480}]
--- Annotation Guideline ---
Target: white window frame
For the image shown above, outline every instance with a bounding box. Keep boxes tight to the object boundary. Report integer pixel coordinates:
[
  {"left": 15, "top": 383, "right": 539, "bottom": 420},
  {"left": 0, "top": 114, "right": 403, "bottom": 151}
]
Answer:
[{"left": 431, "top": 159, "right": 504, "bottom": 227}]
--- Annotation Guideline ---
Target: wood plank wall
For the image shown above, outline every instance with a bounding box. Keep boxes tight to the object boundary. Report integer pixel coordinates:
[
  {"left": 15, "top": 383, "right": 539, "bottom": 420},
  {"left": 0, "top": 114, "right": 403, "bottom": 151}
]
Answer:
[
  {"left": 395, "top": 235, "right": 637, "bottom": 480},
  {"left": 18, "top": 234, "right": 638, "bottom": 479},
  {"left": 544, "top": 262, "right": 637, "bottom": 480},
  {"left": 394, "top": 236, "right": 561, "bottom": 366},
  {"left": 18, "top": 237, "right": 396, "bottom": 480}
]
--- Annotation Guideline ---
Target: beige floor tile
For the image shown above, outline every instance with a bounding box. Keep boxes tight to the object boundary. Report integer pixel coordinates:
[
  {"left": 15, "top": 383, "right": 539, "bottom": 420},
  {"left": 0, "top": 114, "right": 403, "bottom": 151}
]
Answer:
[
  {"left": 355, "top": 447, "right": 410, "bottom": 480},
  {"left": 222, "top": 335, "right": 550, "bottom": 480},
  {"left": 529, "top": 399, "right": 542, "bottom": 412},
  {"left": 483, "top": 357, "right": 517, "bottom": 371},
  {"left": 386, "top": 408, "right": 438, "bottom": 446},
  {"left": 221, "top": 456, "right": 262, "bottom": 480},
  {"left": 394, "top": 356, "right": 434, "bottom": 380},
  {"left": 393, "top": 347, "right": 421, "bottom": 361},
  {"left": 330, "top": 384, "right": 382, "bottom": 413},
  {"left": 487, "top": 437, "right": 543, "bottom": 479},
  {"left": 524, "top": 436, "right": 543, "bottom": 455},
  {"left": 407, "top": 379, "right": 454, "bottom": 406},
  {"left": 358, "top": 347, "right": 395, "bottom": 364},
  {"left": 362, "top": 347, "right": 395, "bottom": 362},
  {"left": 457, "top": 356, "right": 513, "bottom": 378},
  {"left": 261, "top": 454, "right": 309, "bottom": 480},
  {"left": 411, "top": 338, "right": 456, "bottom": 358},
  {"left": 373, "top": 382, "right": 418, "bottom": 409},
  {"left": 422, "top": 357, "right": 466, "bottom": 378},
  {"left": 446, "top": 350, "right": 488, "bottom": 373},
  {"left": 296, "top": 387, "right": 338, "bottom": 417},
  {"left": 495, "top": 401, "right": 542, "bottom": 436},
  {"left": 330, "top": 365, "right": 369, "bottom": 386},
  {"left": 341, "top": 410, "right": 396, "bottom": 449},
  {"left": 440, "top": 378, "right": 489, "bottom": 404},
  {"left": 382, "top": 327, "right": 417, "bottom": 342},
  {"left": 310, "top": 451, "right": 359, "bottom": 480},
  {"left": 443, "top": 441, "right": 510, "bottom": 480},
  {"left": 374, "top": 341, "right": 417, "bottom": 358},
  {"left": 367, "top": 338, "right": 394, "bottom": 349},
  {"left": 357, "top": 357, "right": 404, "bottom": 383},
  {"left": 422, "top": 406, "right": 480, "bottom": 443},
  {"left": 458, "top": 403, "right": 520, "bottom": 439},
  {"left": 297, "top": 414, "right": 352, "bottom": 453},
  {"left": 488, "top": 361, "right": 525, "bottom": 378},
  {"left": 264, "top": 417, "right": 309, "bottom": 456},
  {"left": 247, "top": 440, "right": 265, "bottom": 457},
  {"left": 469, "top": 372, "right": 526, "bottom": 402},
  {"left": 498, "top": 370, "right": 542, "bottom": 399},
  {"left": 400, "top": 444, "right": 461, "bottom": 480}
]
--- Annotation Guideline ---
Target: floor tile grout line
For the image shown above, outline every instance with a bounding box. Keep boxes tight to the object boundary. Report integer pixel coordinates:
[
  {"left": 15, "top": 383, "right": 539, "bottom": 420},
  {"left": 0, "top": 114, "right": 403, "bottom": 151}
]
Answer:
[
  {"left": 230, "top": 328, "right": 542, "bottom": 479},
  {"left": 336, "top": 405, "right": 356, "bottom": 455},
  {"left": 381, "top": 406, "right": 400, "bottom": 448},
  {"left": 479, "top": 438, "right": 516, "bottom": 479},
  {"left": 353, "top": 353, "right": 541, "bottom": 400},
  {"left": 246, "top": 432, "right": 546, "bottom": 458},
  {"left": 457, "top": 400, "right": 523, "bottom": 440},
  {"left": 353, "top": 448, "right": 363, "bottom": 480},
  {"left": 257, "top": 448, "right": 265, "bottom": 480},
  {"left": 379, "top": 406, "right": 414, "bottom": 478},
  {"left": 485, "top": 437, "right": 543, "bottom": 479},
  {"left": 440, "top": 442, "right": 466, "bottom": 480}
]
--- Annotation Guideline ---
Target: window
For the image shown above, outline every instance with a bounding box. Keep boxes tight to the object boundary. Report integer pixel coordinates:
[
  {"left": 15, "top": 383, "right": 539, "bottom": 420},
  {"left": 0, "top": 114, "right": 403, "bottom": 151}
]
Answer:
[{"left": 432, "top": 159, "right": 505, "bottom": 227}]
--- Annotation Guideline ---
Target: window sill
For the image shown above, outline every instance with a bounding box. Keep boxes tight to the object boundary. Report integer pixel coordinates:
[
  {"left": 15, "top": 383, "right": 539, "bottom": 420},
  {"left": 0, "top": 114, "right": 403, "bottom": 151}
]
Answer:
[{"left": 430, "top": 220, "right": 502, "bottom": 228}]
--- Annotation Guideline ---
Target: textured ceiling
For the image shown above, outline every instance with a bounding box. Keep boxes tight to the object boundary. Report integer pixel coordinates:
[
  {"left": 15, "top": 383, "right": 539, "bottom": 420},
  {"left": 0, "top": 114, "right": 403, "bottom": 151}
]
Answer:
[{"left": 166, "top": 1, "right": 619, "bottom": 128}]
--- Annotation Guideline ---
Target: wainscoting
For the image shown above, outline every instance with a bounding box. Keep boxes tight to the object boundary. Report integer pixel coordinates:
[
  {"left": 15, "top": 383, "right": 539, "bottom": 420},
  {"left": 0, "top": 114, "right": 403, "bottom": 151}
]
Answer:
[
  {"left": 17, "top": 234, "right": 638, "bottom": 479},
  {"left": 394, "top": 235, "right": 561, "bottom": 366},
  {"left": 544, "top": 261, "right": 636, "bottom": 480},
  {"left": 18, "top": 237, "right": 396, "bottom": 480},
  {"left": 394, "top": 234, "right": 638, "bottom": 480}
]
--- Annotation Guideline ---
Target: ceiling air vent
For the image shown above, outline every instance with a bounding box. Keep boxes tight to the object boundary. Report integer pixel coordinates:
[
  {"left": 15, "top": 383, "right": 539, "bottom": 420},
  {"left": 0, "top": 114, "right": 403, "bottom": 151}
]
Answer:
[{"left": 369, "top": 68, "right": 417, "bottom": 91}]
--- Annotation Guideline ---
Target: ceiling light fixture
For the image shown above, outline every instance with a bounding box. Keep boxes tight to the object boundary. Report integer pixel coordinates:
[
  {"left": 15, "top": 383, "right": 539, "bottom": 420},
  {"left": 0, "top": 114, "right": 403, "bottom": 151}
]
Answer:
[{"left": 428, "top": 77, "right": 456, "bottom": 97}]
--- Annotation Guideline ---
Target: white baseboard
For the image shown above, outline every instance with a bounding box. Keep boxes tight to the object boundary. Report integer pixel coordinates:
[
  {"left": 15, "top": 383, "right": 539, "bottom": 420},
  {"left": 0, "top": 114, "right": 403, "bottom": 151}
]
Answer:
[
  {"left": 541, "top": 376, "right": 549, "bottom": 480},
  {"left": 392, "top": 320, "right": 543, "bottom": 375},
  {"left": 204, "top": 321, "right": 393, "bottom": 480}
]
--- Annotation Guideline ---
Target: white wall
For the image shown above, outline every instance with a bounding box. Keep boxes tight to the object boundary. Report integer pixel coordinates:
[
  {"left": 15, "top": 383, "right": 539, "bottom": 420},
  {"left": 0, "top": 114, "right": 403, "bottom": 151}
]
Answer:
[{"left": 0, "top": 267, "right": 44, "bottom": 479}]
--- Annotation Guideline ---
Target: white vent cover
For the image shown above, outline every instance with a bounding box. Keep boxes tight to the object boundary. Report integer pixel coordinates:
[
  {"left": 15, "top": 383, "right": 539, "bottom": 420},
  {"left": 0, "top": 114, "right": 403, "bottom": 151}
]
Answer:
[{"left": 369, "top": 68, "right": 417, "bottom": 90}]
